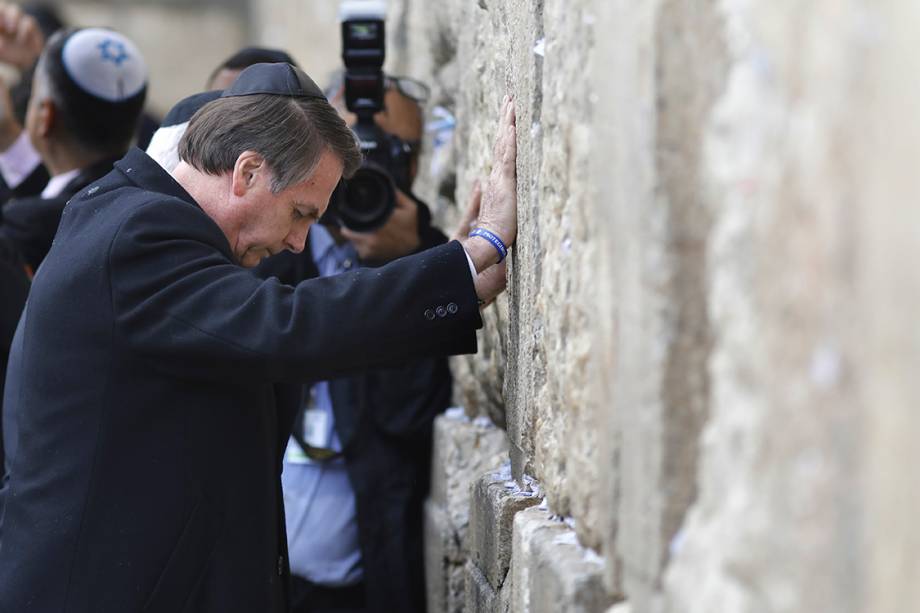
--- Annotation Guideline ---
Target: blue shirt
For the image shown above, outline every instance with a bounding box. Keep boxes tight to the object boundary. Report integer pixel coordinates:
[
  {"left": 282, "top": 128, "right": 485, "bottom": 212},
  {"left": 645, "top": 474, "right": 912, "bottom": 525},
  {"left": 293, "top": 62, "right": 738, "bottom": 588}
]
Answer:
[{"left": 281, "top": 224, "right": 363, "bottom": 586}]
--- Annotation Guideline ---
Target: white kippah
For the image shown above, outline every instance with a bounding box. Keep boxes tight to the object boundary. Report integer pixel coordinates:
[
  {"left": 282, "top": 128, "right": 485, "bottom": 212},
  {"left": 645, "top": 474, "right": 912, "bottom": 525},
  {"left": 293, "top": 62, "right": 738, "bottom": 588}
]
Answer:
[{"left": 61, "top": 28, "right": 147, "bottom": 102}]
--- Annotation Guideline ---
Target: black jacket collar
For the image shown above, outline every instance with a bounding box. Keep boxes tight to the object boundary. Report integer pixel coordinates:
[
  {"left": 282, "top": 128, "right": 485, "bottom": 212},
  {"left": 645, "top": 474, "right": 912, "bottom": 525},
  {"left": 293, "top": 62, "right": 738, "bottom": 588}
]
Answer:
[
  {"left": 63, "top": 154, "right": 124, "bottom": 196},
  {"left": 114, "top": 147, "right": 198, "bottom": 207}
]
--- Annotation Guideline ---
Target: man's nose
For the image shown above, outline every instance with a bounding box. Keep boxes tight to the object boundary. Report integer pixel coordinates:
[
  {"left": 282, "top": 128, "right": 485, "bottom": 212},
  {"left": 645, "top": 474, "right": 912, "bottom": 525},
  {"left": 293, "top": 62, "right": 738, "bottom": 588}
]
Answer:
[{"left": 285, "top": 222, "right": 311, "bottom": 254}]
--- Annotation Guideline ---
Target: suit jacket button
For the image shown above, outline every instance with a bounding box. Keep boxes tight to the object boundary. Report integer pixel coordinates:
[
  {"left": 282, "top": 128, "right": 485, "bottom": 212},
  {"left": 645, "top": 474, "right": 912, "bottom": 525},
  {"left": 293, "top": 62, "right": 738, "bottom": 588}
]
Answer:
[
  {"left": 424, "top": 308, "right": 436, "bottom": 320},
  {"left": 277, "top": 555, "right": 284, "bottom": 576},
  {"left": 436, "top": 306, "right": 447, "bottom": 318},
  {"left": 447, "top": 302, "right": 458, "bottom": 314}
]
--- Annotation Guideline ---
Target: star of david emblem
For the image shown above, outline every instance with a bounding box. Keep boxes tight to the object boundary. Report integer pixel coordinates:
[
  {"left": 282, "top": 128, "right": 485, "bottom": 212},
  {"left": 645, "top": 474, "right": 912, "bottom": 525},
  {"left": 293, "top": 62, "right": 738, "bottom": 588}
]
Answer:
[{"left": 98, "top": 39, "right": 129, "bottom": 67}]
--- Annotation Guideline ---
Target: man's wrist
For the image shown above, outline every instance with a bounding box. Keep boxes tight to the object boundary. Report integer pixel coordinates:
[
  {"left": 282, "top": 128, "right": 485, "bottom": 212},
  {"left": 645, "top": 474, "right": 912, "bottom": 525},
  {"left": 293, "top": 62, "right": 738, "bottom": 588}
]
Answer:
[{"left": 461, "top": 235, "right": 499, "bottom": 274}]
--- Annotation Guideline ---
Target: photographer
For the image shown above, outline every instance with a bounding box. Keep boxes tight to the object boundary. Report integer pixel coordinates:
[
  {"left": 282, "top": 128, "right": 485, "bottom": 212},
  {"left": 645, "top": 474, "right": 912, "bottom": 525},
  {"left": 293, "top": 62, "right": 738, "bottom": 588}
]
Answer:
[{"left": 259, "top": 76, "right": 454, "bottom": 613}]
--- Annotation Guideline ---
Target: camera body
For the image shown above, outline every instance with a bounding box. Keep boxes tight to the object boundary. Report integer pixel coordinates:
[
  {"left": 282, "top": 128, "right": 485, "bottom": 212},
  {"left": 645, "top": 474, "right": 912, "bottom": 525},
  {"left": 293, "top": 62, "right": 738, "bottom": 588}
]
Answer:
[{"left": 323, "top": 0, "right": 413, "bottom": 232}]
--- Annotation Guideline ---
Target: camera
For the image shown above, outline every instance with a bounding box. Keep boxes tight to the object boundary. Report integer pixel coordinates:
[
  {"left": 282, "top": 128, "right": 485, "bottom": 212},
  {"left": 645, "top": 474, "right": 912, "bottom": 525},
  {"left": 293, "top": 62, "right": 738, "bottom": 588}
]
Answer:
[{"left": 323, "top": 0, "right": 413, "bottom": 232}]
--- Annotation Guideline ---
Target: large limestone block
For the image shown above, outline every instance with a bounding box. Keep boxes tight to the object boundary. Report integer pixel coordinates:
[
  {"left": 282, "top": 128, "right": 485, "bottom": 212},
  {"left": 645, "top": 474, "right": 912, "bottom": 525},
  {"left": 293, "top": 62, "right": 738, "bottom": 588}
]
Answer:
[
  {"left": 426, "top": 411, "right": 509, "bottom": 613},
  {"left": 608, "top": 0, "right": 729, "bottom": 609},
  {"left": 510, "top": 505, "right": 566, "bottom": 612},
  {"left": 663, "top": 1, "right": 920, "bottom": 612},
  {"left": 464, "top": 560, "right": 511, "bottom": 613},
  {"left": 515, "top": 506, "right": 616, "bottom": 613},
  {"left": 858, "top": 3, "right": 920, "bottom": 609},
  {"left": 592, "top": 1, "right": 655, "bottom": 595},
  {"left": 424, "top": 500, "right": 452, "bottom": 613},
  {"left": 469, "top": 467, "right": 540, "bottom": 589},
  {"left": 429, "top": 411, "right": 509, "bottom": 520}
]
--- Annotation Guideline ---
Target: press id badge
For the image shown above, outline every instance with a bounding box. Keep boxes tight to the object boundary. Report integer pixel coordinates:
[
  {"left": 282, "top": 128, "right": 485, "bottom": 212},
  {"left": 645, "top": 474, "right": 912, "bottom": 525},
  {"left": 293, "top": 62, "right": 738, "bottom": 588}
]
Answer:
[
  {"left": 284, "top": 407, "right": 330, "bottom": 465},
  {"left": 301, "top": 408, "right": 329, "bottom": 448}
]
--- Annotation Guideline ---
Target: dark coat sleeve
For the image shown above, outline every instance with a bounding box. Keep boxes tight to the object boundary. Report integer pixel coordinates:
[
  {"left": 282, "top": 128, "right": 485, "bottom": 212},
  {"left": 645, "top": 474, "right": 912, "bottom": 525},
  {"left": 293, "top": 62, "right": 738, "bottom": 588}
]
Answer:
[
  {"left": 108, "top": 196, "right": 481, "bottom": 384},
  {"left": 0, "top": 196, "right": 65, "bottom": 271}
]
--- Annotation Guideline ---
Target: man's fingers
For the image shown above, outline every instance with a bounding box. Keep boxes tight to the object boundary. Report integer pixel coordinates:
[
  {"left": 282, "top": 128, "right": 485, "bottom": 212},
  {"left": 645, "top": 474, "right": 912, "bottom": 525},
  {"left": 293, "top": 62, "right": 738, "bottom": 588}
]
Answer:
[
  {"left": 475, "top": 260, "right": 508, "bottom": 307},
  {"left": 393, "top": 188, "right": 415, "bottom": 211},
  {"left": 502, "top": 100, "right": 517, "bottom": 173},
  {"left": 467, "top": 180, "right": 482, "bottom": 218},
  {"left": 491, "top": 95, "right": 510, "bottom": 161}
]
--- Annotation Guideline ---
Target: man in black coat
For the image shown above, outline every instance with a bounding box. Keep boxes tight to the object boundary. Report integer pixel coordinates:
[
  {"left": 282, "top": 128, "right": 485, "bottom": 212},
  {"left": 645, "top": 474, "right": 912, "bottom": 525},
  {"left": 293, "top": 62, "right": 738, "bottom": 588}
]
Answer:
[
  {"left": 0, "top": 60, "right": 517, "bottom": 613},
  {"left": 152, "top": 63, "right": 451, "bottom": 611}
]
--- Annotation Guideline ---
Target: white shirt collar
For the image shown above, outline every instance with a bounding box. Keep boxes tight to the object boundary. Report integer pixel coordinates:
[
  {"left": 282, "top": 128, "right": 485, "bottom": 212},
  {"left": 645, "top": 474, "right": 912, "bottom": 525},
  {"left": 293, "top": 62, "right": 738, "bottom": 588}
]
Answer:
[{"left": 41, "top": 168, "right": 82, "bottom": 199}]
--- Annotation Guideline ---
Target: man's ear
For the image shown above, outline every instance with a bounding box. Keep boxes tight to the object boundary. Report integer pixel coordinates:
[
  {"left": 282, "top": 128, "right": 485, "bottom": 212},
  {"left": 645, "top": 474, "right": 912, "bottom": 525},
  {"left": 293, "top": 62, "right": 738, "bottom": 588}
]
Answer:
[
  {"left": 231, "top": 150, "right": 266, "bottom": 197},
  {"left": 36, "top": 99, "right": 55, "bottom": 138}
]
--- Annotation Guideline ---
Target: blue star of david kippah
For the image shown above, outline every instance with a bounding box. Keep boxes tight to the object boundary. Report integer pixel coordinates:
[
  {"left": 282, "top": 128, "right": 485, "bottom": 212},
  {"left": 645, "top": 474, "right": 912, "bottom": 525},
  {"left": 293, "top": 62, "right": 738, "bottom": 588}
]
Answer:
[
  {"left": 220, "top": 62, "right": 326, "bottom": 100},
  {"left": 61, "top": 28, "right": 147, "bottom": 102}
]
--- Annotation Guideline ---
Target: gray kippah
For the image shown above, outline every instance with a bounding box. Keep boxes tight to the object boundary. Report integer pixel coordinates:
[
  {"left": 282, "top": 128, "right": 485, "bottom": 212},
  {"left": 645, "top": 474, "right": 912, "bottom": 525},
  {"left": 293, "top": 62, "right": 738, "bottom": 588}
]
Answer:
[
  {"left": 62, "top": 28, "right": 147, "bottom": 102},
  {"left": 220, "top": 62, "right": 326, "bottom": 100}
]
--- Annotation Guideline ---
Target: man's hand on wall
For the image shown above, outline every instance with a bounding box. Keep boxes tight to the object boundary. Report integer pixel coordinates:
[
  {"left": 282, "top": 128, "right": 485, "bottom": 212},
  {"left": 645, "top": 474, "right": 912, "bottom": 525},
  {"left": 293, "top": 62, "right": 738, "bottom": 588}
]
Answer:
[
  {"left": 0, "top": 4, "right": 44, "bottom": 71},
  {"left": 341, "top": 188, "right": 420, "bottom": 262},
  {"left": 474, "top": 260, "right": 507, "bottom": 309},
  {"left": 461, "top": 95, "right": 517, "bottom": 273}
]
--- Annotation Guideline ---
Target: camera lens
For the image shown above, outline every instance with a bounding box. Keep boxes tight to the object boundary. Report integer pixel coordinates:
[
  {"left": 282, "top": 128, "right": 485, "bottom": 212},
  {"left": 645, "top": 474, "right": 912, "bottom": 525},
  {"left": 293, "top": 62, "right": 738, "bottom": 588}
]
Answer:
[{"left": 339, "top": 164, "right": 395, "bottom": 231}]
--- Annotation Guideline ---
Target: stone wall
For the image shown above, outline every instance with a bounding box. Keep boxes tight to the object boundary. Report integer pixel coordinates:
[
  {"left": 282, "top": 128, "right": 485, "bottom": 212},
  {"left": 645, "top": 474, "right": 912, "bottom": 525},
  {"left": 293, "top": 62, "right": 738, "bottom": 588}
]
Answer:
[
  {"left": 66, "top": 0, "right": 919, "bottom": 609},
  {"left": 382, "top": 0, "right": 920, "bottom": 612}
]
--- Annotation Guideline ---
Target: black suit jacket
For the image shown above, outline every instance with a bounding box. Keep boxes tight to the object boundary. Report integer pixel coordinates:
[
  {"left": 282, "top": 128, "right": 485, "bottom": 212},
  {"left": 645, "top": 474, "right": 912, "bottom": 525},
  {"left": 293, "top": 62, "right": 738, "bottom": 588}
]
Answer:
[
  {"left": 0, "top": 148, "right": 480, "bottom": 613},
  {"left": 258, "top": 210, "right": 451, "bottom": 613},
  {"left": 0, "top": 156, "right": 120, "bottom": 272}
]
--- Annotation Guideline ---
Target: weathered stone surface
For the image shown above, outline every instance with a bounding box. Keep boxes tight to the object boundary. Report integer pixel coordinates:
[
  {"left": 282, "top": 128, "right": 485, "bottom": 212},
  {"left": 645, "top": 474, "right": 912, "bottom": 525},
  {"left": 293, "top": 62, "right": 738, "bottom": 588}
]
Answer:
[
  {"left": 425, "top": 412, "right": 509, "bottom": 613},
  {"left": 429, "top": 411, "right": 509, "bottom": 522},
  {"left": 511, "top": 505, "right": 565, "bottom": 613},
  {"left": 424, "top": 500, "right": 451, "bottom": 613},
  {"left": 388, "top": 0, "right": 612, "bottom": 555},
  {"left": 662, "top": 2, "right": 920, "bottom": 613},
  {"left": 602, "top": 1, "right": 730, "bottom": 610},
  {"left": 517, "top": 506, "right": 617, "bottom": 613},
  {"left": 469, "top": 467, "right": 540, "bottom": 589},
  {"left": 464, "top": 561, "right": 507, "bottom": 613}
]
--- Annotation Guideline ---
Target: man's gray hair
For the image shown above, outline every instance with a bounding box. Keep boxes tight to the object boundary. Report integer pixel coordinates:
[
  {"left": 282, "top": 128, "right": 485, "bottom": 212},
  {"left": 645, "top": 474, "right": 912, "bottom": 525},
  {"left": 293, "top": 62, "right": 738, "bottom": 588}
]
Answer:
[{"left": 178, "top": 94, "right": 362, "bottom": 192}]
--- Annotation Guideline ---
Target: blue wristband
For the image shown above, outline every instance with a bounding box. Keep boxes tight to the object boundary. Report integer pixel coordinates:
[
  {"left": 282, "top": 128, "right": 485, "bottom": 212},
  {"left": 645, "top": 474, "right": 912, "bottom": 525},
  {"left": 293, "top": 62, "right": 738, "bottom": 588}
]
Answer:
[{"left": 469, "top": 227, "right": 508, "bottom": 263}]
